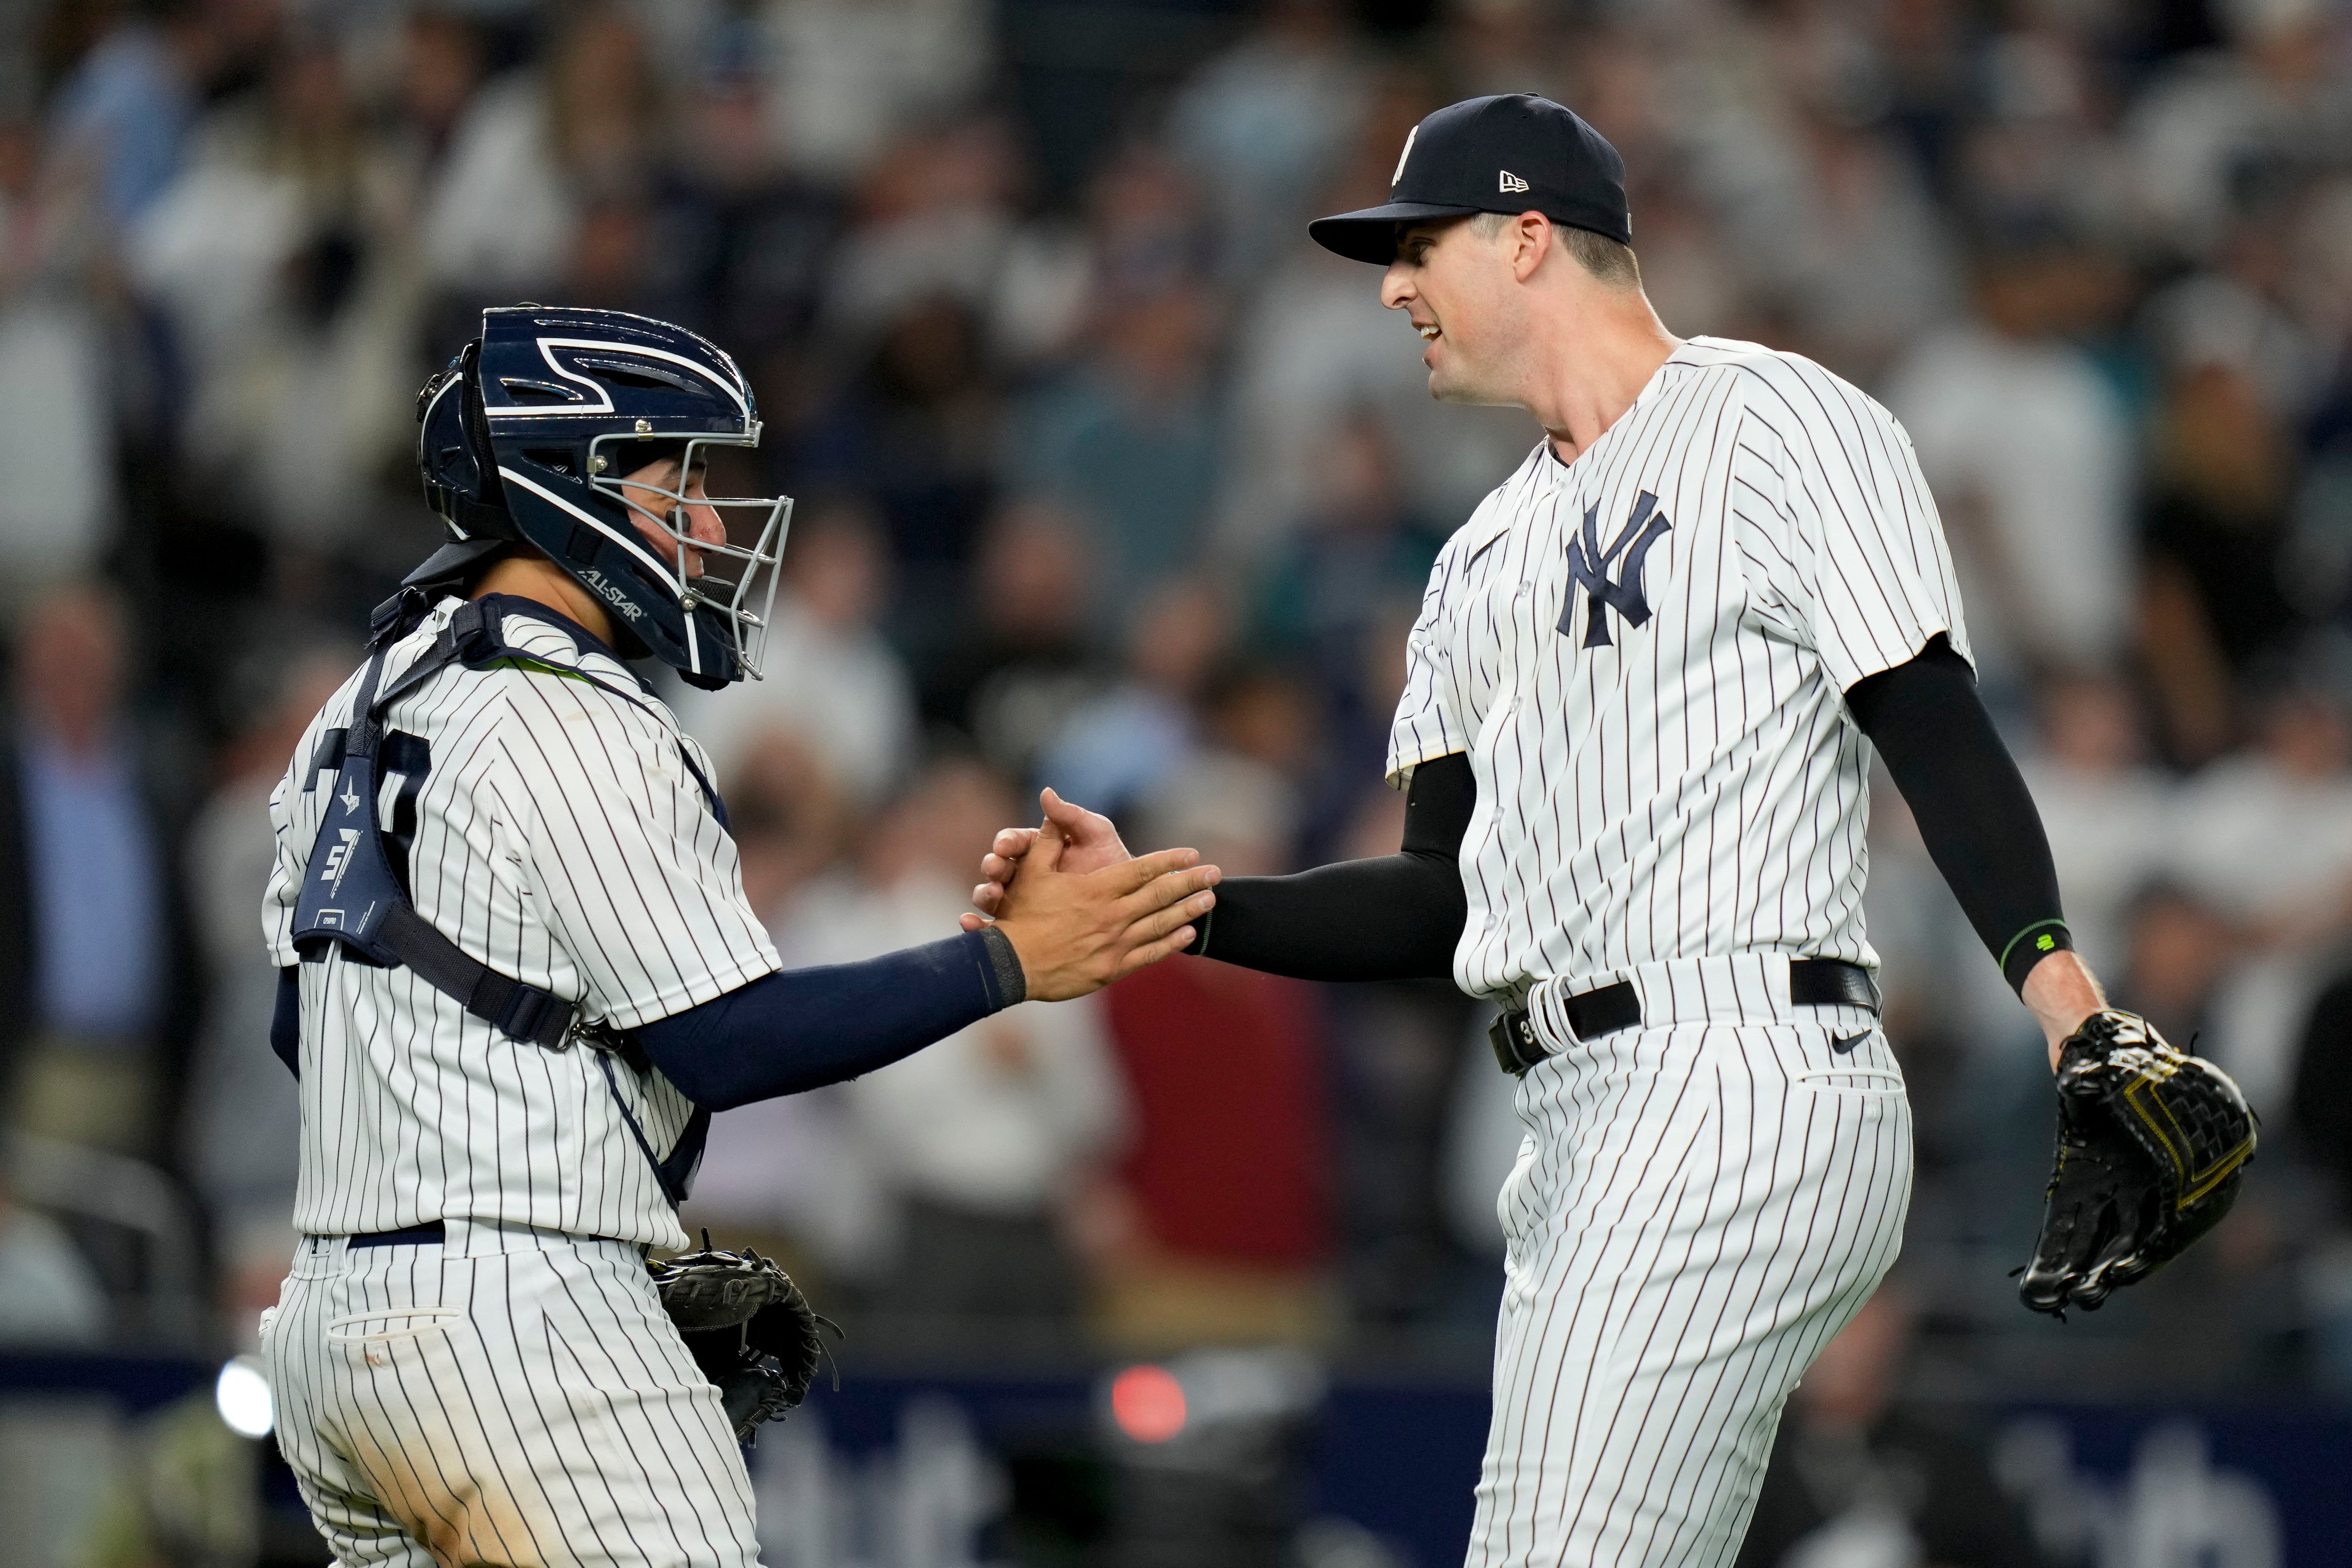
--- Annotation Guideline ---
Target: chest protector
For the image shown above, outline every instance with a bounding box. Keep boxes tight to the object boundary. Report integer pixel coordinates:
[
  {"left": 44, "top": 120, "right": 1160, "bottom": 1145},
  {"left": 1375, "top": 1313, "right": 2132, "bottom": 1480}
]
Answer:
[{"left": 291, "top": 595, "right": 721, "bottom": 1203}]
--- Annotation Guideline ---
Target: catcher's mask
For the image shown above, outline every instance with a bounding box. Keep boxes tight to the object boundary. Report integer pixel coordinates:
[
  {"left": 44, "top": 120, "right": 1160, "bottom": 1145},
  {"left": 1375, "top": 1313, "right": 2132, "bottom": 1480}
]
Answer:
[{"left": 414, "top": 306, "right": 791, "bottom": 689}]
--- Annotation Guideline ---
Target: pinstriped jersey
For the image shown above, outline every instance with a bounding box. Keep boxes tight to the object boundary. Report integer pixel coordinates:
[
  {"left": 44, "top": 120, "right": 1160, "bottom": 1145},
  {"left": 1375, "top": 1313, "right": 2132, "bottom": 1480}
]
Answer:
[
  {"left": 263, "top": 596, "right": 781, "bottom": 1250},
  {"left": 1387, "top": 336, "right": 1971, "bottom": 1004}
]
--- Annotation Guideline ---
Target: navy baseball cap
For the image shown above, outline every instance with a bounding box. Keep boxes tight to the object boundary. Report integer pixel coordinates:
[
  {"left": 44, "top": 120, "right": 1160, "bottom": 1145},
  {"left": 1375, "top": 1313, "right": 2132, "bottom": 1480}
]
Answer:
[{"left": 1309, "top": 94, "right": 1631, "bottom": 265}]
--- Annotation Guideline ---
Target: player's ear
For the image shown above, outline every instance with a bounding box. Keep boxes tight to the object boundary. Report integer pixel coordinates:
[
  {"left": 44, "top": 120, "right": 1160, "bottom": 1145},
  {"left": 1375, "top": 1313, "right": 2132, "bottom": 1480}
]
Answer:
[{"left": 1511, "top": 212, "right": 1550, "bottom": 284}]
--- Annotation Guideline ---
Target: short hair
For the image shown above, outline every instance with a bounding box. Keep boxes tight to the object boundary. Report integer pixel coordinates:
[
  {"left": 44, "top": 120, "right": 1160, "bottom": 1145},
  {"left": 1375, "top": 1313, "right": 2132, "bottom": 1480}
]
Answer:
[{"left": 1471, "top": 210, "right": 1643, "bottom": 290}]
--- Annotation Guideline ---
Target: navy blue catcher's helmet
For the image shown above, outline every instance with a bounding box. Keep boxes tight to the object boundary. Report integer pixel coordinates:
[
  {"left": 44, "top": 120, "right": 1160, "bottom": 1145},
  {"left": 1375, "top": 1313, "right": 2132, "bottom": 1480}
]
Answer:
[{"left": 413, "top": 305, "right": 790, "bottom": 688}]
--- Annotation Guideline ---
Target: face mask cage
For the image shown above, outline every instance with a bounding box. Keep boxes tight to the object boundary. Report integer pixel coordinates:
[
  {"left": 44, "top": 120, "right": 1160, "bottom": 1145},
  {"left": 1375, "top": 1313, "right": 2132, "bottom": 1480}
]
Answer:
[{"left": 587, "top": 431, "right": 792, "bottom": 681}]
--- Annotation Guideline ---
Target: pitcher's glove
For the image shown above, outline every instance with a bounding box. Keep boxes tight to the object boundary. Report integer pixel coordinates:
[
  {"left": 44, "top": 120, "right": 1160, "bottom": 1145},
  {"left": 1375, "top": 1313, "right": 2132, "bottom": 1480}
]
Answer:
[
  {"left": 650, "top": 1239, "right": 835, "bottom": 1444},
  {"left": 2018, "top": 1009, "right": 2257, "bottom": 1318}
]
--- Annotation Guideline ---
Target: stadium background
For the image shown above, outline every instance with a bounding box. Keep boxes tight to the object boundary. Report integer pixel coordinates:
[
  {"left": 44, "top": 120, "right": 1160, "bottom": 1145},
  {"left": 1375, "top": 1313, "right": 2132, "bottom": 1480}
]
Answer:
[{"left": 0, "top": 0, "right": 2350, "bottom": 1562}]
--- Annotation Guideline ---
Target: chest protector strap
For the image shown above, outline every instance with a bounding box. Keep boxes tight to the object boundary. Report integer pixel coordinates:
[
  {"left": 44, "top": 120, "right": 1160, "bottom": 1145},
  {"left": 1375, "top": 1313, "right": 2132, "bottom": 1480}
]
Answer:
[
  {"left": 291, "top": 607, "right": 578, "bottom": 1048},
  {"left": 288, "top": 597, "right": 716, "bottom": 1205}
]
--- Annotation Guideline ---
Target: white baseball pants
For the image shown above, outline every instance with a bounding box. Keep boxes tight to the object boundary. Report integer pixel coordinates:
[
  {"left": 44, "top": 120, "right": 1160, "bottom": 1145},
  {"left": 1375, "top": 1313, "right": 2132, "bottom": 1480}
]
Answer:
[
  {"left": 263, "top": 1219, "right": 761, "bottom": 1568},
  {"left": 1470, "top": 955, "right": 1914, "bottom": 1568}
]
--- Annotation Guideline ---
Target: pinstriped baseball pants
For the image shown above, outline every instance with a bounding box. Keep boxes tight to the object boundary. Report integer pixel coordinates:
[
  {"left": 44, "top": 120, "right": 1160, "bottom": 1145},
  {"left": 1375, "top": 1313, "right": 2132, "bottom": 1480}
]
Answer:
[
  {"left": 1470, "top": 959, "right": 1913, "bottom": 1568},
  {"left": 263, "top": 1220, "right": 761, "bottom": 1568}
]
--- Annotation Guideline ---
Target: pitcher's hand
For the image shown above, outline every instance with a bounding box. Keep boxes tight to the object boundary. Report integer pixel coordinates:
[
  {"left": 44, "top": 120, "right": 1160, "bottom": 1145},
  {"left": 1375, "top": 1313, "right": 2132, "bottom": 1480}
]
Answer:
[
  {"left": 962, "top": 788, "right": 1131, "bottom": 929},
  {"left": 987, "top": 818, "right": 1217, "bottom": 1001}
]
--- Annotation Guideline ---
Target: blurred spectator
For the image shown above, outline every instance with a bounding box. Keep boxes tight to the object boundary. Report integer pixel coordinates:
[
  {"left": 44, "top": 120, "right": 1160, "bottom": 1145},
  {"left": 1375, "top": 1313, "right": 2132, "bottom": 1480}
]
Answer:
[
  {"left": 2113, "top": 880, "right": 2243, "bottom": 1051},
  {"left": 1736, "top": 1282, "right": 2045, "bottom": 1568},
  {"left": 796, "top": 294, "right": 1001, "bottom": 632},
  {"left": 424, "top": 4, "right": 662, "bottom": 298},
  {"left": 2124, "top": 0, "right": 2352, "bottom": 260},
  {"left": 178, "top": 645, "right": 350, "bottom": 1314},
  {"left": 1094, "top": 754, "right": 1331, "bottom": 1350},
  {"left": 0, "top": 78, "right": 118, "bottom": 596},
  {"left": 0, "top": 582, "right": 191, "bottom": 1155},
  {"left": 1442, "top": 0, "right": 1573, "bottom": 103},
  {"left": 2168, "top": 681, "right": 2352, "bottom": 946},
  {"left": 2018, "top": 671, "right": 2172, "bottom": 977},
  {"left": 1685, "top": 2, "right": 1961, "bottom": 382},
  {"left": 388, "top": 7, "right": 486, "bottom": 175},
  {"left": 1165, "top": 0, "right": 1372, "bottom": 280},
  {"left": 919, "top": 498, "right": 1110, "bottom": 782},
  {"left": 1883, "top": 223, "right": 2137, "bottom": 692},
  {"left": 2138, "top": 358, "right": 2303, "bottom": 763},
  {"left": 1006, "top": 267, "right": 1225, "bottom": 612},
  {"left": 1036, "top": 574, "right": 1226, "bottom": 822},
  {"left": 0, "top": 1182, "right": 106, "bottom": 1346},
  {"left": 674, "top": 496, "right": 917, "bottom": 806},
  {"left": 657, "top": 27, "right": 841, "bottom": 365},
  {"left": 2166, "top": 680, "right": 2352, "bottom": 1109},
  {"left": 41, "top": 0, "right": 208, "bottom": 231},
  {"left": 0, "top": 284, "right": 115, "bottom": 598},
  {"left": 1003, "top": 148, "right": 1224, "bottom": 609},
  {"left": 1956, "top": 11, "right": 2137, "bottom": 243},
  {"left": 799, "top": 754, "right": 1126, "bottom": 1337},
  {"left": 725, "top": 724, "right": 856, "bottom": 921},
  {"left": 820, "top": 113, "right": 1087, "bottom": 371},
  {"left": 131, "top": 35, "right": 428, "bottom": 561},
  {"left": 763, "top": 0, "right": 995, "bottom": 183},
  {"left": 1252, "top": 411, "right": 1441, "bottom": 677},
  {"left": 2291, "top": 965, "right": 2352, "bottom": 1226}
]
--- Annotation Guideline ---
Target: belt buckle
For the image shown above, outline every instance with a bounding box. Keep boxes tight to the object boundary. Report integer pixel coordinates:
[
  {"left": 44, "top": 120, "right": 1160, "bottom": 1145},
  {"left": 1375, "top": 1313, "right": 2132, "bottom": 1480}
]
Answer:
[{"left": 1489, "top": 1010, "right": 1549, "bottom": 1077}]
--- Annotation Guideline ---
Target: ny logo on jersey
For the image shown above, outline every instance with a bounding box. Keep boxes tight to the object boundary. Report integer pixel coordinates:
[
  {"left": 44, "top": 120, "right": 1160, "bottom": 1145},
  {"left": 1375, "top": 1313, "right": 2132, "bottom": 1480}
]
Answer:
[{"left": 1562, "top": 490, "right": 1672, "bottom": 649}]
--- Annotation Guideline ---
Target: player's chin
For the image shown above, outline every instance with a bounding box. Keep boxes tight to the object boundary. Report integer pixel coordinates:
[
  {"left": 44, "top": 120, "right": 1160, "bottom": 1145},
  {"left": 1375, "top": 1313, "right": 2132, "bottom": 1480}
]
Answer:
[{"left": 1425, "top": 367, "right": 1491, "bottom": 406}]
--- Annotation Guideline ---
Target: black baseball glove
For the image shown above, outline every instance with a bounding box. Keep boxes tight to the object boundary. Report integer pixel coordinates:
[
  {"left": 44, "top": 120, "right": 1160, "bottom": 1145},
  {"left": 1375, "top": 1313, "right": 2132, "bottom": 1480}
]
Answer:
[
  {"left": 650, "top": 1238, "right": 835, "bottom": 1443},
  {"left": 2018, "top": 1009, "right": 2257, "bottom": 1318}
]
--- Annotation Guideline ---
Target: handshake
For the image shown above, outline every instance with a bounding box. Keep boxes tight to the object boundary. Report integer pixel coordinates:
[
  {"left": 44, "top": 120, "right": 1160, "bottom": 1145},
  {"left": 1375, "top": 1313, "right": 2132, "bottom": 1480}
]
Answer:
[{"left": 956, "top": 788, "right": 1209, "bottom": 1003}]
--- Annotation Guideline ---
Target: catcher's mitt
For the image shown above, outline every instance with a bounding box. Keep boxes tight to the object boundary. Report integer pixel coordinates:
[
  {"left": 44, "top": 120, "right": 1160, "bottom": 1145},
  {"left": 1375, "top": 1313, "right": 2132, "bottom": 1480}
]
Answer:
[
  {"left": 650, "top": 1237, "right": 834, "bottom": 1444},
  {"left": 2018, "top": 1009, "right": 2257, "bottom": 1318}
]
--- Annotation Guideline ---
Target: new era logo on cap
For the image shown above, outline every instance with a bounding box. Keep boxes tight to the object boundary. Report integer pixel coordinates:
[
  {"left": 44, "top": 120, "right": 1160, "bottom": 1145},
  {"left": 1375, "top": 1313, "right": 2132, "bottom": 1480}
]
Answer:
[{"left": 1311, "top": 94, "right": 1632, "bottom": 265}]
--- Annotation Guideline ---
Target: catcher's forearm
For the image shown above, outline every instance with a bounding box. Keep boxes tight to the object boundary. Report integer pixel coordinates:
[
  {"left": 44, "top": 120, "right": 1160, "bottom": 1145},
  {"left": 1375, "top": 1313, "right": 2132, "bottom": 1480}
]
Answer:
[
  {"left": 634, "top": 929, "right": 1021, "bottom": 1109},
  {"left": 1845, "top": 636, "right": 2073, "bottom": 994}
]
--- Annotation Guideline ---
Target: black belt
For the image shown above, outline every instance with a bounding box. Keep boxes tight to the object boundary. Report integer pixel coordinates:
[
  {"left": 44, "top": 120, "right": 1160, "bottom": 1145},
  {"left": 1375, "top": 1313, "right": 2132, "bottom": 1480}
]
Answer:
[
  {"left": 1490, "top": 958, "right": 1881, "bottom": 1077},
  {"left": 348, "top": 1221, "right": 446, "bottom": 1249}
]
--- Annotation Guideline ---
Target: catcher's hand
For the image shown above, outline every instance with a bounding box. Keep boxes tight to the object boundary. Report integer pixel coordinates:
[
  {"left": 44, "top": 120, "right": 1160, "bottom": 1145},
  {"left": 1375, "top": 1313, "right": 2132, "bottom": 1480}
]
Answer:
[
  {"left": 2019, "top": 1009, "right": 2257, "bottom": 1318},
  {"left": 650, "top": 1238, "right": 834, "bottom": 1444}
]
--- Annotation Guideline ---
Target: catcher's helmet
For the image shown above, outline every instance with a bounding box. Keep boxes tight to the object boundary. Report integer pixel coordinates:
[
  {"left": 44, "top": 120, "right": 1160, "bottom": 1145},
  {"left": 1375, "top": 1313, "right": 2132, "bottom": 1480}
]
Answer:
[{"left": 413, "top": 305, "right": 790, "bottom": 688}]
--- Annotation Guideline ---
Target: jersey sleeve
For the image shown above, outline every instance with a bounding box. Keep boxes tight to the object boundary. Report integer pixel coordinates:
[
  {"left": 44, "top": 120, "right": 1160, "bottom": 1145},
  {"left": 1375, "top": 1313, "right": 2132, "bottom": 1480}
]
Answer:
[
  {"left": 1730, "top": 362, "right": 1971, "bottom": 692},
  {"left": 494, "top": 679, "right": 782, "bottom": 1031},
  {"left": 1384, "top": 520, "right": 1479, "bottom": 788},
  {"left": 262, "top": 760, "right": 306, "bottom": 968},
  {"left": 262, "top": 681, "right": 352, "bottom": 969}
]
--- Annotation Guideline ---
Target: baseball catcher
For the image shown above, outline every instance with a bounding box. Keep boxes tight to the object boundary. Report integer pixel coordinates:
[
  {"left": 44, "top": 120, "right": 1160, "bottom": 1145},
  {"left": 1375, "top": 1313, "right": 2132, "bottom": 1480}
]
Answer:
[{"left": 258, "top": 305, "right": 1222, "bottom": 1568}]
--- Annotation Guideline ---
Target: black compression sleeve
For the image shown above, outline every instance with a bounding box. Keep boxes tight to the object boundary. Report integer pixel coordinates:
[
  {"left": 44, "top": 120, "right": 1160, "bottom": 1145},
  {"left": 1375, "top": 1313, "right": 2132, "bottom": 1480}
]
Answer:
[
  {"left": 1845, "top": 636, "right": 2073, "bottom": 993},
  {"left": 633, "top": 927, "right": 1023, "bottom": 1110},
  {"left": 1188, "top": 751, "right": 1472, "bottom": 981}
]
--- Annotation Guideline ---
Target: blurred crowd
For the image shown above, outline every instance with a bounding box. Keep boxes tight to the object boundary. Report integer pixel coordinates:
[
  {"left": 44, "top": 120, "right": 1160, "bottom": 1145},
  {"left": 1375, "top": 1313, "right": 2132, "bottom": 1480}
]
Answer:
[{"left": 0, "top": 0, "right": 2349, "bottom": 1420}]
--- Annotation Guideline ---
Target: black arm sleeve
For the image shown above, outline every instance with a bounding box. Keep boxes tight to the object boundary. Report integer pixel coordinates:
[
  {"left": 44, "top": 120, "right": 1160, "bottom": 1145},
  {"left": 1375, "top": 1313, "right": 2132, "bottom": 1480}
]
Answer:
[
  {"left": 623, "top": 927, "right": 1023, "bottom": 1112},
  {"left": 1844, "top": 635, "right": 2073, "bottom": 993},
  {"left": 1187, "top": 751, "right": 1473, "bottom": 982}
]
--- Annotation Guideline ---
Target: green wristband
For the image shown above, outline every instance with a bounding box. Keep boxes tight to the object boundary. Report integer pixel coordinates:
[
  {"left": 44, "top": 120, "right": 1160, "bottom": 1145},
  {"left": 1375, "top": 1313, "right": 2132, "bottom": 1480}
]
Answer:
[{"left": 1998, "top": 919, "right": 2073, "bottom": 993}]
